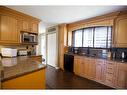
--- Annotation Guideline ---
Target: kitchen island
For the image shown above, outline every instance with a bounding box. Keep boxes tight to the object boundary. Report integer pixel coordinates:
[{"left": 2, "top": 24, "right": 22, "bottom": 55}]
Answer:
[{"left": 0, "top": 56, "right": 46, "bottom": 89}]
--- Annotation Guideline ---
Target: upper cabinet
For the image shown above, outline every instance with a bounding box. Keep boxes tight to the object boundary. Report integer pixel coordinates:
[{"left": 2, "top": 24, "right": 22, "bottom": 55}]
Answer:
[
  {"left": 22, "top": 20, "right": 30, "bottom": 32},
  {"left": 31, "top": 21, "right": 38, "bottom": 34},
  {"left": 0, "top": 6, "right": 40, "bottom": 45},
  {"left": 0, "top": 14, "right": 20, "bottom": 44},
  {"left": 114, "top": 14, "right": 127, "bottom": 47},
  {"left": 22, "top": 20, "right": 38, "bottom": 34}
]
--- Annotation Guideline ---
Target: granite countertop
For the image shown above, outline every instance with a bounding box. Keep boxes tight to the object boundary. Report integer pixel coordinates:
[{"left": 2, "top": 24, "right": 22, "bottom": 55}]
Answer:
[
  {"left": 0, "top": 56, "right": 46, "bottom": 82},
  {"left": 0, "top": 63, "right": 3, "bottom": 89},
  {"left": 65, "top": 53, "right": 127, "bottom": 64}
]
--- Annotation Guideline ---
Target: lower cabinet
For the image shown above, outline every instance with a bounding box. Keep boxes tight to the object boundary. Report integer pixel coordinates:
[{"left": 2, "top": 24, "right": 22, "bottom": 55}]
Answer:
[
  {"left": 115, "top": 63, "right": 127, "bottom": 89},
  {"left": 74, "top": 56, "right": 84, "bottom": 77},
  {"left": 74, "top": 56, "right": 96, "bottom": 80},
  {"left": 74, "top": 55, "right": 127, "bottom": 89},
  {"left": 95, "top": 59, "right": 105, "bottom": 83},
  {"left": 84, "top": 57, "right": 96, "bottom": 80},
  {"left": 104, "top": 61, "right": 117, "bottom": 88},
  {"left": 2, "top": 69, "right": 45, "bottom": 89}
]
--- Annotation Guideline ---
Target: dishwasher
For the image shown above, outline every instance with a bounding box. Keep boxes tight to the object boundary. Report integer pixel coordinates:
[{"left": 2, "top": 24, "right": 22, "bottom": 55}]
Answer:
[{"left": 64, "top": 54, "right": 74, "bottom": 73}]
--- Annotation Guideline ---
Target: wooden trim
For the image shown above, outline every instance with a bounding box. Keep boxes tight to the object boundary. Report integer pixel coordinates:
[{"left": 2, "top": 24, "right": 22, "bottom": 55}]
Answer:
[{"left": 67, "top": 11, "right": 120, "bottom": 32}]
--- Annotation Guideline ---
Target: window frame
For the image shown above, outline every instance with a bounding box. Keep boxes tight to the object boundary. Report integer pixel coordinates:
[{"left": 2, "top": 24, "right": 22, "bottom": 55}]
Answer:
[{"left": 72, "top": 26, "right": 112, "bottom": 48}]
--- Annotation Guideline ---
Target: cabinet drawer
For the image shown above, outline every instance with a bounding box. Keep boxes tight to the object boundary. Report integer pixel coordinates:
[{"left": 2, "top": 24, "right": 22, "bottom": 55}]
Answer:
[
  {"left": 106, "top": 67, "right": 114, "bottom": 73},
  {"left": 106, "top": 73, "right": 114, "bottom": 79},
  {"left": 105, "top": 73, "right": 114, "bottom": 86},
  {"left": 105, "top": 78, "right": 114, "bottom": 85}
]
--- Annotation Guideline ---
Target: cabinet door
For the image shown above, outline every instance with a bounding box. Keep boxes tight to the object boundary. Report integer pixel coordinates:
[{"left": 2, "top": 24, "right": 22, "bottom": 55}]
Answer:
[
  {"left": 74, "top": 57, "right": 84, "bottom": 77},
  {"left": 0, "top": 15, "right": 19, "bottom": 43},
  {"left": 84, "top": 57, "right": 90, "bottom": 78},
  {"left": 74, "top": 58, "right": 80, "bottom": 75},
  {"left": 95, "top": 59, "right": 105, "bottom": 82},
  {"left": 115, "top": 17, "right": 127, "bottom": 47},
  {"left": 89, "top": 58, "right": 96, "bottom": 79},
  {"left": 31, "top": 22, "right": 38, "bottom": 33},
  {"left": 84, "top": 57, "right": 95, "bottom": 79},
  {"left": 116, "top": 63, "right": 127, "bottom": 88},
  {"left": 22, "top": 20, "right": 30, "bottom": 32}
]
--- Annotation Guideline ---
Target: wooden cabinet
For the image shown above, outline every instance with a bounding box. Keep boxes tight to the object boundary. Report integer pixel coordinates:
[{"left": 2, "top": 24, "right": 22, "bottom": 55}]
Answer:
[
  {"left": 114, "top": 14, "right": 127, "bottom": 47},
  {"left": 0, "top": 6, "right": 40, "bottom": 45},
  {"left": 85, "top": 57, "right": 96, "bottom": 80},
  {"left": 0, "top": 15, "right": 20, "bottom": 44},
  {"left": 95, "top": 59, "right": 105, "bottom": 83},
  {"left": 104, "top": 61, "right": 117, "bottom": 87},
  {"left": 2, "top": 69, "right": 45, "bottom": 89},
  {"left": 74, "top": 56, "right": 96, "bottom": 80},
  {"left": 116, "top": 63, "right": 127, "bottom": 88},
  {"left": 73, "top": 55, "right": 127, "bottom": 88},
  {"left": 31, "top": 22, "right": 38, "bottom": 33},
  {"left": 74, "top": 56, "right": 84, "bottom": 77},
  {"left": 22, "top": 20, "right": 30, "bottom": 32},
  {"left": 22, "top": 20, "right": 38, "bottom": 34}
]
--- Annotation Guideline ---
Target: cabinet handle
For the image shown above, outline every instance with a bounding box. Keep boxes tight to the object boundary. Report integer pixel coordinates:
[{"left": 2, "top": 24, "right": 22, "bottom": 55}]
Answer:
[
  {"left": 107, "top": 67, "right": 113, "bottom": 69},
  {"left": 107, "top": 72, "right": 113, "bottom": 74}
]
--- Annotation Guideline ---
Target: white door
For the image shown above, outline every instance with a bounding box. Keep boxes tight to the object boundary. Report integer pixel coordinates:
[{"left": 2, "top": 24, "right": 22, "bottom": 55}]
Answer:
[{"left": 47, "top": 33, "right": 57, "bottom": 67}]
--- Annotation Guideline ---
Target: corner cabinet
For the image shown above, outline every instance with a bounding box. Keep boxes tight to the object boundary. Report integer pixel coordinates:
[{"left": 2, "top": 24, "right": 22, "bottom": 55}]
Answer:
[
  {"left": 114, "top": 14, "right": 127, "bottom": 47},
  {"left": 0, "top": 15, "right": 20, "bottom": 44}
]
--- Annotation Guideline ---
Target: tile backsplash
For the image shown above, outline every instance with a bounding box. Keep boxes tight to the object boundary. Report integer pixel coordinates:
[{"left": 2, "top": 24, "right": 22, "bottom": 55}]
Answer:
[
  {"left": 68, "top": 47, "right": 127, "bottom": 60},
  {"left": 0, "top": 45, "right": 36, "bottom": 54}
]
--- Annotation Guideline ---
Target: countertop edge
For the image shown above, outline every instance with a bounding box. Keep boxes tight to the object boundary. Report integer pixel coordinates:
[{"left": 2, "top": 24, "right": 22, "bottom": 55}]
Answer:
[
  {"left": 65, "top": 53, "right": 127, "bottom": 64},
  {"left": 1, "top": 65, "right": 47, "bottom": 82}
]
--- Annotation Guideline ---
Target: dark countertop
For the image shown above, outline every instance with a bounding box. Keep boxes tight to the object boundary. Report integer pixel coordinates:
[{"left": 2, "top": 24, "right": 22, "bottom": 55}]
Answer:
[
  {"left": 0, "top": 56, "right": 46, "bottom": 82},
  {"left": 65, "top": 53, "right": 127, "bottom": 64}
]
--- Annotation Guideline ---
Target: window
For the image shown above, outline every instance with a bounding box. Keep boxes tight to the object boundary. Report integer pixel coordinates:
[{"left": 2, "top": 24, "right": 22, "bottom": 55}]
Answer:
[
  {"left": 107, "top": 27, "right": 112, "bottom": 48},
  {"left": 83, "top": 28, "right": 94, "bottom": 47},
  {"left": 73, "top": 29, "right": 83, "bottom": 47},
  {"left": 94, "top": 27, "right": 107, "bottom": 48},
  {"left": 72, "top": 26, "right": 112, "bottom": 48}
]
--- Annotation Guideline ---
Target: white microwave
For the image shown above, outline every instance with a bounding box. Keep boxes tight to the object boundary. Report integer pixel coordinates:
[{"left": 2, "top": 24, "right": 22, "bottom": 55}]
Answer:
[{"left": 21, "top": 33, "right": 38, "bottom": 44}]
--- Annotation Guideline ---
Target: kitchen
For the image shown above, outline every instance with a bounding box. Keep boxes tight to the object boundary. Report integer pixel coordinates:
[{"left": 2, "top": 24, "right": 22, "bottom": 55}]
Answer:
[{"left": 0, "top": 6, "right": 127, "bottom": 89}]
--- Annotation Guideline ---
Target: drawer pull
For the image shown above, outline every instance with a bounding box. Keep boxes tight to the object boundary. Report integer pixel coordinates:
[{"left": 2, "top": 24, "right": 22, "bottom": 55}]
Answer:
[
  {"left": 107, "top": 72, "right": 113, "bottom": 74},
  {"left": 107, "top": 67, "right": 113, "bottom": 69}
]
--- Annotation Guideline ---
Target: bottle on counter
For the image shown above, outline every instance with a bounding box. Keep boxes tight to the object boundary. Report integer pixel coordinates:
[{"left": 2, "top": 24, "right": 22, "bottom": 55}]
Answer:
[
  {"left": 112, "top": 52, "right": 116, "bottom": 60},
  {"left": 107, "top": 49, "right": 112, "bottom": 60}
]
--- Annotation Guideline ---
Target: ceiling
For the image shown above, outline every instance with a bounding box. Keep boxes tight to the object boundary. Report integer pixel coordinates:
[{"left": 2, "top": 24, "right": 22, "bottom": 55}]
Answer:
[{"left": 7, "top": 6, "right": 126, "bottom": 27}]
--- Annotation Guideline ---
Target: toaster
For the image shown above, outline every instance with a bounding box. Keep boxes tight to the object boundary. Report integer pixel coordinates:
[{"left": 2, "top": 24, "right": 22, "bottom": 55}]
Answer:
[{"left": 1, "top": 48, "right": 17, "bottom": 57}]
